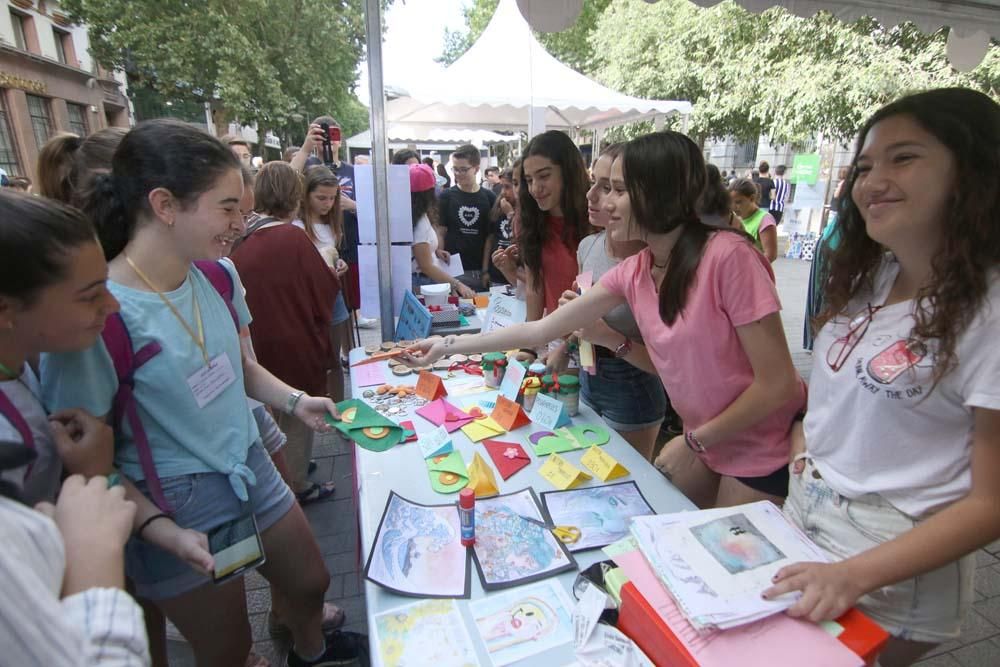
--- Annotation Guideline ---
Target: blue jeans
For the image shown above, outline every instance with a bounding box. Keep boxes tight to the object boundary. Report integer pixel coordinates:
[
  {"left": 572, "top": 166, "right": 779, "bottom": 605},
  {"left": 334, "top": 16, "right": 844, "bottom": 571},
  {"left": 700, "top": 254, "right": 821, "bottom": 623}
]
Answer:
[{"left": 580, "top": 356, "right": 666, "bottom": 431}]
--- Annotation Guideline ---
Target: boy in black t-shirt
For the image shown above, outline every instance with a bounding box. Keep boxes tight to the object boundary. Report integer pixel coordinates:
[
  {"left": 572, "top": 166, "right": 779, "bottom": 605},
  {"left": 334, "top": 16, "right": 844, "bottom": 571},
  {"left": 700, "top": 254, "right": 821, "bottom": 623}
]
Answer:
[{"left": 437, "top": 144, "right": 496, "bottom": 291}]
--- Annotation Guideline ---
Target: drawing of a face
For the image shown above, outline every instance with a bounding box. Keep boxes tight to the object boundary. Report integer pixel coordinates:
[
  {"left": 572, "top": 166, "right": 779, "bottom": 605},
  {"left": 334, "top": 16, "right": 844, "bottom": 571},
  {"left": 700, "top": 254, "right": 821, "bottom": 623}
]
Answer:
[{"left": 477, "top": 597, "right": 555, "bottom": 650}]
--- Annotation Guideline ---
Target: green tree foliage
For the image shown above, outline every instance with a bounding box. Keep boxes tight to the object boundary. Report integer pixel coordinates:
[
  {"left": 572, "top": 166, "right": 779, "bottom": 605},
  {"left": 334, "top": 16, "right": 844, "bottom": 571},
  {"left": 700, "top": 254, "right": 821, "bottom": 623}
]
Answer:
[
  {"left": 438, "top": 0, "right": 997, "bottom": 144},
  {"left": 63, "top": 0, "right": 371, "bottom": 140},
  {"left": 438, "top": 0, "right": 610, "bottom": 72}
]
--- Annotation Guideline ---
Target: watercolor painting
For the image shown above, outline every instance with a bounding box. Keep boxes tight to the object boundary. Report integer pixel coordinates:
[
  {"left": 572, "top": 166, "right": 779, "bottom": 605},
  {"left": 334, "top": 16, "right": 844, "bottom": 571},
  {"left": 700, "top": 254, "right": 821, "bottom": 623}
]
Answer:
[
  {"left": 689, "top": 513, "right": 786, "bottom": 575},
  {"left": 541, "top": 482, "right": 656, "bottom": 552},
  {"left": 472, "top": 489, "right": 576, "bottom": 590},
  {"left": 365, "top": 492, "right": 471, "bottom": 598},
  {"left": 470, "top": 580, "right": 575, "bottom": 666},
  {"left": 373, "top": 599, "right": 480, "bottom": 667}
]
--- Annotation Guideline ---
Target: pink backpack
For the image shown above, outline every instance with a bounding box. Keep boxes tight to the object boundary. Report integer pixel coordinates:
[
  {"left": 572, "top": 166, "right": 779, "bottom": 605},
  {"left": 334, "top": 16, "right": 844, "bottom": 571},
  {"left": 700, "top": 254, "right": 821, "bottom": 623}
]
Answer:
[
  {"left": 102, "top": 261, "right": 238, "bottom": 511},
  {"left": 0, "top": 386, "right": 34, "bottom": 479}
]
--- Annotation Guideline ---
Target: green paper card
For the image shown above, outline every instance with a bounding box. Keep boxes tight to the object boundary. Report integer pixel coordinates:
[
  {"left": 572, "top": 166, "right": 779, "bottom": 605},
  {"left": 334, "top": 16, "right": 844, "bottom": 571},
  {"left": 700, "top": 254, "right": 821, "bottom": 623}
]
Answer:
[
  {"left": 426, "top": 450, "right": 468, "bottom": 494},
  {"left": 329, "top": 399, "right": 405, "bottom": 452}
]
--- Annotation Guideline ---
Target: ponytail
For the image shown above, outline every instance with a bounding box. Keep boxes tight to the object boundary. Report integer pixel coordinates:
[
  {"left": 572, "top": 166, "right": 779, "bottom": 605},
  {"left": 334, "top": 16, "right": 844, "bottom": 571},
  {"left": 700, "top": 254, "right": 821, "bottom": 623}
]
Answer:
[
  {"left": 36, "top": 132, "right": 82, "bottom": 203},
  {"left": 85, "top": 173, "right": 130, "bottom": 260}
]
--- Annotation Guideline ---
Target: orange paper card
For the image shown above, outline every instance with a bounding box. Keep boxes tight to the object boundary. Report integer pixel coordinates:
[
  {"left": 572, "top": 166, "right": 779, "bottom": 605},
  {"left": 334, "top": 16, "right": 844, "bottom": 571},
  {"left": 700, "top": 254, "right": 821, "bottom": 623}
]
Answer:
[
  {"left": 350, "top": 349, "right": 406, "bottom": 367},
  {"left": 473, "top": 295, "right": 490, "bottom": 308},
  {"left": 415, "top": 370, "right": 448, "bottom": 400},
  {"left": 491, "top": 395, "right": 532, "bottom": 431}
]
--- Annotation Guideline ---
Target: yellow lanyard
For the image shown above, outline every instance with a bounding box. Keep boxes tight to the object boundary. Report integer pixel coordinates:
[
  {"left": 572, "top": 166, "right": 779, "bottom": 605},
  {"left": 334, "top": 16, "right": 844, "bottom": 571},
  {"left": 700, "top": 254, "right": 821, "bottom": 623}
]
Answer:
[{"left": 124, "top": 253, "right": 210, "bottom": 366}]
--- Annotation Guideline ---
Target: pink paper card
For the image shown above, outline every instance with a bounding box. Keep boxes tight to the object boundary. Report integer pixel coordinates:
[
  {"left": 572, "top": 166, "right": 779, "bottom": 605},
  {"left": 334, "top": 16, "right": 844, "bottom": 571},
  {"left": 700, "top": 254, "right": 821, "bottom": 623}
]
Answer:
[
  {"left": 415, "top": 399, "right": 475, "bottom": 432},
  {"left": 612, "top": 549, "right": 862, "bottom": 667},
  {"left": 576, "top": 271, "right": 593, "bottom": 292},
  {"left": 353, "top": 362, "right": 388, "bottom": 387}
]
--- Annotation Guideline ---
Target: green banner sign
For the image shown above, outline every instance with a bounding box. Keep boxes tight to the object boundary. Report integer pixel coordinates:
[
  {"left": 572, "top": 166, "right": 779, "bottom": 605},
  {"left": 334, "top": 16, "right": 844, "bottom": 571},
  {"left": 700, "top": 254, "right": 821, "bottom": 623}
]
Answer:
[{"left": 791, "top": 153, "right": 821, "bottom": 185}]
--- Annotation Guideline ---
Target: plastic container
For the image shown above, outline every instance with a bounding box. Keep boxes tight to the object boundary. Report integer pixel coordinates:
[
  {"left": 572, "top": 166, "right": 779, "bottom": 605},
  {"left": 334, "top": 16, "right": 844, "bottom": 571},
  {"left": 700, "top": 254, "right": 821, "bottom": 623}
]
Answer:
[
  {"left": 527, "top": 362, "right": 547, "bottom": 379},
  {"left": 555, "top": 373, "right": 580, "bottom": 416},
  {"left": 521, "top": 377, "right": 542, "bottom": 412},
  {"left": 420, "top": 283, "right": 451, "bottom": 307},
  {"left": 482, "top": 352, "right": 508, "bottom": 389},
  {"left": 541, "top": 374, "right": 557, "bottom": 396}
]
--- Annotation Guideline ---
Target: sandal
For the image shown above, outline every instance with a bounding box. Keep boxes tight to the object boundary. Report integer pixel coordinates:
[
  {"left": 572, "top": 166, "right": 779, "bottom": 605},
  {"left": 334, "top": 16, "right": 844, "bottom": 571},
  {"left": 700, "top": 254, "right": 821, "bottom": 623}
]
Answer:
[
  {"left": 295, "top": 481, "right": 336, "bottom": 506},
  {"left": 268, "top": 602, "right": 346, "bottom": 640}
]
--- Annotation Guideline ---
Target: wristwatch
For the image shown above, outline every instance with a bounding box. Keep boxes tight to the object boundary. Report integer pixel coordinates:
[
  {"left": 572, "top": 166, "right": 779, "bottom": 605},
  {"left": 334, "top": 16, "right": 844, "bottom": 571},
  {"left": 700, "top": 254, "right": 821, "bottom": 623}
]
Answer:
[
  {"left": 685, "top": 431, "right": 707, "bottom": 454},
  {"left": 613, "top": 337, "right": 632, "bottom": 359}
]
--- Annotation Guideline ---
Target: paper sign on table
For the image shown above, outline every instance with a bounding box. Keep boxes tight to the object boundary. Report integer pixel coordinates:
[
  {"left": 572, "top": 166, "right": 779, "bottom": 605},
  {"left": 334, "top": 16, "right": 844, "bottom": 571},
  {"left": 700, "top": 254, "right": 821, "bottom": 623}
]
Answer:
[
  {"left": 415, "top": 371, "right": 448, "bottom": 400},
  {"left": 461, "top": 415, "right": 507, "bottom": 443},
  {"left": 539, "top": 453, "right": 592, "bottom": 490},
  {"left": 497, "top": 357, "right": 527, "bottom": 402},
  {"left": 491, "top": 395, "right": 532, "bottom": 431},
  {"left": 418, "top": 425, "right": 453, "bottom": 459},
  {"left": 352, "top": 361, "right": 387, "bottom": 387},
  {"left": 581, "top": 446, "right": 629, "bottom": 481},
  {"left": 530, "top": 393, "right": 571, "bottom": 429},
  {"left": 465, "top": 452, "right": 499, "bottom": 498},
  {"left": 483, "top": 440, "right": 531, "bottom": 480}
]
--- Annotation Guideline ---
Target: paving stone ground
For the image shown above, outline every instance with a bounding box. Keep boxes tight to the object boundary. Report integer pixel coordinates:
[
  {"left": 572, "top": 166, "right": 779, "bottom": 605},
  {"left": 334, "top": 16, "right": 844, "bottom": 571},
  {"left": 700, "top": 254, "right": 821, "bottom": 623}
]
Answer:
[{"left": 166, "top": 256, "right": 998, "bottom": 666}]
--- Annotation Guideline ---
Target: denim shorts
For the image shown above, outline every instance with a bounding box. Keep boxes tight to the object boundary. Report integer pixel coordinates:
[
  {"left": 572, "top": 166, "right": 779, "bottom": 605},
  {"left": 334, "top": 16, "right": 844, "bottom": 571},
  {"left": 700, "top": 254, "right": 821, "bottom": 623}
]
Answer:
[
  {"left": 331, "top": 292, "right": 350, "bottom": 326},
  {"left": 784, "top": 456, "right": 974, "bottom": 643},
  {"left": 580, "top": 356, "right": 666, "bottom": 431},
  {"left": 125, "top": 441, "right": 296, "bottom": 600}
]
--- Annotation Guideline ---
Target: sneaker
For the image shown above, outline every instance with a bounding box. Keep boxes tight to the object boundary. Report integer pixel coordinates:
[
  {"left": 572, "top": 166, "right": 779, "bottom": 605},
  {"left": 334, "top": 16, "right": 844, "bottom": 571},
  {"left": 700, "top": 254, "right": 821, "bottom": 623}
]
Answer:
[
  {"left": 286, "top": 630, "right": 368, "bottom": 667},
  {"left": 355, "top": 316, "right": 378, "bottom": 329}
]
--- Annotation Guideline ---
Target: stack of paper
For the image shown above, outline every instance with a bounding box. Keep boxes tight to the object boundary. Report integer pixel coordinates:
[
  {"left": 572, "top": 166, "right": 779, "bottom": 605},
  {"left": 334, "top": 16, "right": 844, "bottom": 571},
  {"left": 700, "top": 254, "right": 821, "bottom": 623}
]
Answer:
[{"left": 629, "top": 501, "right": 830, "bottom": 632}]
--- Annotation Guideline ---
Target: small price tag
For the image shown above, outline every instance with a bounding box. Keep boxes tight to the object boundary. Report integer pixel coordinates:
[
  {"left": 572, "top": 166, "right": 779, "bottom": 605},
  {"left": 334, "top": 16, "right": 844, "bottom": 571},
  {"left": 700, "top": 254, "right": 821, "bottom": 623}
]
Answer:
[
  {"left": 538, "top": 453, "right": 591, "bottom": 490},
  {"left": 529, "top": 393, "right": 570, "bottom": 430},
  {"left": 417, "top": 425, "right": 453, "bottom": 459},
  {"left": 497, "top": 357, "right": 527, "bottom": 402},
  {"left": 580, "top": 446, "right": 629, "bottom": 481}
]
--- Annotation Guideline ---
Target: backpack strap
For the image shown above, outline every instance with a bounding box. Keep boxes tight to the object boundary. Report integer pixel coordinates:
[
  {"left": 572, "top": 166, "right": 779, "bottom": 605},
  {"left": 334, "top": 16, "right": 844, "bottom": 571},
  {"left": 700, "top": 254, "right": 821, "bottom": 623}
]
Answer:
[
  {"left": 0, "top": 388, "right": 35, "bottom": 481},
  {"left": 193, "top": 260, "right": 239, "bottom": 331},
  {"left": 101, "top": 313, "right": 171, "bottom": 512}
]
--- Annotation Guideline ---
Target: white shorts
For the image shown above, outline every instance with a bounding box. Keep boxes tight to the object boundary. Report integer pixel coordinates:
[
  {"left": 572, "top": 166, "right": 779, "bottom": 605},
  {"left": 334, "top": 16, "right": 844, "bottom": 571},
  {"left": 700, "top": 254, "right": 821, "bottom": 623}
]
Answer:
[{"left": 784, "top": 456, "right": 975, "bottom": 644}]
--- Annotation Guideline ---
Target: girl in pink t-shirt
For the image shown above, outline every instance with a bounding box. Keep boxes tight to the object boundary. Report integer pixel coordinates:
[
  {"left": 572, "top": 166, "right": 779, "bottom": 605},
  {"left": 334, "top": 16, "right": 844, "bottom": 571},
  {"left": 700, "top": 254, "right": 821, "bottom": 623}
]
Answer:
[{"left": 406, "top": 131, "right": 805, "bottom": 509}]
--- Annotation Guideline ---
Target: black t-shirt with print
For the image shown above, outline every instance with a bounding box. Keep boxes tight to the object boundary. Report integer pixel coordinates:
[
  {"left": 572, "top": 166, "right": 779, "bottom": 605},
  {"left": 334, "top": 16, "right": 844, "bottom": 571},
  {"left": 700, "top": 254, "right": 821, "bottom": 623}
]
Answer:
[
  {"left": 756, "top": 176, "right": 774, "bottom": 209},
  {"left": 488, "top": 212, "right": 516, "bottom": 284},
  {"left": 438, "top": 186, "right": 497, "bottom": 273}
]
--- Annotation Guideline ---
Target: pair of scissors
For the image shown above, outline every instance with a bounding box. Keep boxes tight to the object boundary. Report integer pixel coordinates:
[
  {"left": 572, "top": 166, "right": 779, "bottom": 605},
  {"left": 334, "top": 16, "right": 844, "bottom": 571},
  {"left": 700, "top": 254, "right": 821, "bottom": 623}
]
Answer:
[{"left": 551, "top": 525, "right": 582, "bottom": 544}]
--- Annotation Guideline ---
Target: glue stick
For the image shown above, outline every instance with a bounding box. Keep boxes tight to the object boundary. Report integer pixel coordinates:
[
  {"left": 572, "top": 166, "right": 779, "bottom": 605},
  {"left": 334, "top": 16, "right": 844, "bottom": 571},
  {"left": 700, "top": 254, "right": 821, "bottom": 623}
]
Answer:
[{"left": 459, "top": 488, "right": 475, "bottom": 547}]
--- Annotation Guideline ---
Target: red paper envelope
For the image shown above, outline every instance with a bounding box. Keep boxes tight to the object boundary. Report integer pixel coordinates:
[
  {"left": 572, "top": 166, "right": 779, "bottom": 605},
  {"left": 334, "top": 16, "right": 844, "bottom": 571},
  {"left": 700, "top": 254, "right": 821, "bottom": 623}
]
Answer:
[
  {"left": 400, "top": 420, "right": 418, "bottom": 443},
  {"left": 483, "top": 439, "right": 532, "bottom": 480},
  {"left": 415, "top": 399, "right": 475, "bottom": 432}
]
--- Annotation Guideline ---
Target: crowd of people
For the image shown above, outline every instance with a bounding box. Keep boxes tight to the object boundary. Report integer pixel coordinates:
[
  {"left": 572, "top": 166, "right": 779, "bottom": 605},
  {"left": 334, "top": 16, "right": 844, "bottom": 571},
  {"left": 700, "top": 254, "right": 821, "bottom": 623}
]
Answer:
[{"left": 0, "top": 86, "right": 997, "bottom": 667}]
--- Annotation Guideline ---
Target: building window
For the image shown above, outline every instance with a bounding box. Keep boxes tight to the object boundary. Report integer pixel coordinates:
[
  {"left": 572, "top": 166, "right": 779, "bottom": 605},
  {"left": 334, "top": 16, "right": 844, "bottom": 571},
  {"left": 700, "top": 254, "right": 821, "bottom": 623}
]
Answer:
[
  {"left": 10, "top": 10, "right": 27, "bottom": 50},
  {"left": 0, "top": 92, "right": 22, "bottom": 176},
  {"left": 25, "top": 94, "right": 54, "bottom": 150},
  {"left": 53, "top": 28, "right": 66, "bottom": 63},
  {"left": 67, "top": 103, "right": 88, "bottom": 136}
]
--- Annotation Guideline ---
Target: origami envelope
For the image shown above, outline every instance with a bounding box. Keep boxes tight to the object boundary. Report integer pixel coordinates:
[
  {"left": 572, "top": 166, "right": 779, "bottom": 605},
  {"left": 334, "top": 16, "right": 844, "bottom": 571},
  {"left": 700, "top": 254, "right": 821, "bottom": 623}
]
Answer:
[
  {"left": 465, "top": 452, "right": 499, "bottom": 498},
  {"left": 415, "top": 399, "right": 475, "bottom": 432},
  {"left": 460, "top": 415, "right": 507, "bottom": 443},
  {"left": 328, "top": 399, "right": 404, "bottom": 452},
  {"left": 426, "top": 450, "right": 468, "bottom": 494},
  {"left": 483, "top": 440, "right": 531, "bottom": 480},
  {"left": 400, "top": 420, "right": 419, "bottom": 443}
]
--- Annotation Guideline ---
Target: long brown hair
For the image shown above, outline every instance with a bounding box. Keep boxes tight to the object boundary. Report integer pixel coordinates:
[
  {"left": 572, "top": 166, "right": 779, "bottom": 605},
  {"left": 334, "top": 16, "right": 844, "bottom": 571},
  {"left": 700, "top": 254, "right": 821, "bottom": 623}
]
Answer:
[
  {"left": 299, "top": 166, "right": 343, "bottom": 247},
  {"left": 819, "top": 88, "right": 1000, "bottom": 386},
  {"left": 517, "top": 131, "right": 592, "bottom": 285},
  {"left": 36, "top": 128, "right": 126, "bottom": 206}
]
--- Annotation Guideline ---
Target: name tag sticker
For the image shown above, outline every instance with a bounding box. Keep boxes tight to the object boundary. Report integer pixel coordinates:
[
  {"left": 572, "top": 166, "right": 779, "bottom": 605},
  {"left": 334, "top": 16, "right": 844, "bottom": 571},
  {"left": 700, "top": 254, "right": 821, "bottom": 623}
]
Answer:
[{"left": 187, "top": 353, "right": 237, "bottom": 408}]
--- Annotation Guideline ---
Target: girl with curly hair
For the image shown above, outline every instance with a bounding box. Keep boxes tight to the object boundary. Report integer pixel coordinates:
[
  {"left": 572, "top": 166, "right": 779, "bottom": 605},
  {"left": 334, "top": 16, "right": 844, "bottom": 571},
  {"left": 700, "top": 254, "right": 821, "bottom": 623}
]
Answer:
[{"left": 765, "top": 88, "right": 1000, "bottom": 666}]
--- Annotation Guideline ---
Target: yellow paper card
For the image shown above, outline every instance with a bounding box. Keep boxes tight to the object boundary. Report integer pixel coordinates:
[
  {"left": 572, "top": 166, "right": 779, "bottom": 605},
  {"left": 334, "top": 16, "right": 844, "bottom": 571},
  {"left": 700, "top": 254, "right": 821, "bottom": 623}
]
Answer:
[
  {"left": 539, "top": 453, "right": 592, "bottom": 490},
  {"left": 465, "top": 452, "right": 499, "bottom": 497},
  {"left": 580, "top": 446, "right": 629, "bottom": 481},
  {"left": 579, "top": 340, "right": 596, "bottom": 374},
  {"left": 460, "top": 416, "right": 507, "bottom": 443}
]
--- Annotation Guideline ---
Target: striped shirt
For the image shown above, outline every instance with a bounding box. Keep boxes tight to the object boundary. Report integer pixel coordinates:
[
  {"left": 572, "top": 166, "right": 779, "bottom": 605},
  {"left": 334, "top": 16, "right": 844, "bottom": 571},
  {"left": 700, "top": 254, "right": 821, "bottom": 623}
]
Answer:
[
  {"left": 0, "top": 496, "right": 150, "bottom": 666},
  {"left": 770, "top": 177, "right": 789, "bottom": 213}
]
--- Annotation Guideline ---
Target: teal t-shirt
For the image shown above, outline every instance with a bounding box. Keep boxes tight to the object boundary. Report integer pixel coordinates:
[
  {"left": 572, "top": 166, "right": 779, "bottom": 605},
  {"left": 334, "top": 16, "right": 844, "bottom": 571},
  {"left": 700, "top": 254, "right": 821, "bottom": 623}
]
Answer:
[{"left": 40, "top": 261, "right": 260, "bottom": 500}]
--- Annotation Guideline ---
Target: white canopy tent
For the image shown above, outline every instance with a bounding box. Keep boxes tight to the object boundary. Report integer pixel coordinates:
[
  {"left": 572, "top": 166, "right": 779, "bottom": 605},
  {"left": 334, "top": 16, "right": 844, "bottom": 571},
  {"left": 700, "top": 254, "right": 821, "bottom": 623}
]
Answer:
[
  {"left": 345, "top": 125, "right": 515, "bottom": 151},
  {"left": 384, "top": 0, "right": 693, "bottom": 134}
]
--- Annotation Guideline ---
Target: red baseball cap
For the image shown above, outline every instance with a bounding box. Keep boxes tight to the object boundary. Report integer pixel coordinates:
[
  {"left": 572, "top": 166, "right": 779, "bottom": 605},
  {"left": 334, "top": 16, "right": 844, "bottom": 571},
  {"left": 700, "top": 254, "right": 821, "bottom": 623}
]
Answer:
[{"left": 409, "top": 163, "right": 436, "bottom": 192}]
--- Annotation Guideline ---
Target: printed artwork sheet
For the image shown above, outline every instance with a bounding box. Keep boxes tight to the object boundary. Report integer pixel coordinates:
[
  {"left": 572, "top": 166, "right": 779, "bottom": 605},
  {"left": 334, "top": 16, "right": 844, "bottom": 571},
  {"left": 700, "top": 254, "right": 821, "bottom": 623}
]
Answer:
[
  {"left": 373, "top": 599, "right": 480, "bottom": 667},
  {"left": 540, "top": 482, "right": 655, "bottom": 552},
  {"left": 471, "top": 488, "right": 576, "bottom": 590},
  {"left": 470, "top": 579, "right": 575, "bottom": 666},
  {"left": 364, "top": 492, "right": 471, "bottom": 598}
]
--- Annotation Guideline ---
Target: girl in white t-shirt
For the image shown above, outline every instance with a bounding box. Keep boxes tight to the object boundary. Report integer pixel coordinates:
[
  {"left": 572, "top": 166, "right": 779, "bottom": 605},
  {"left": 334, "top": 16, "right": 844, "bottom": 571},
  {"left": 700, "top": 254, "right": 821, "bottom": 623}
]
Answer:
[
  {"left": 294, "top": 166, "right": 350, "bottom": 401},
  {"left": 765, "top": 88, "right": 1000, "bottom": 666},
  {"left": 409, "top": 163, "right": 475, "bottom": 298}
]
